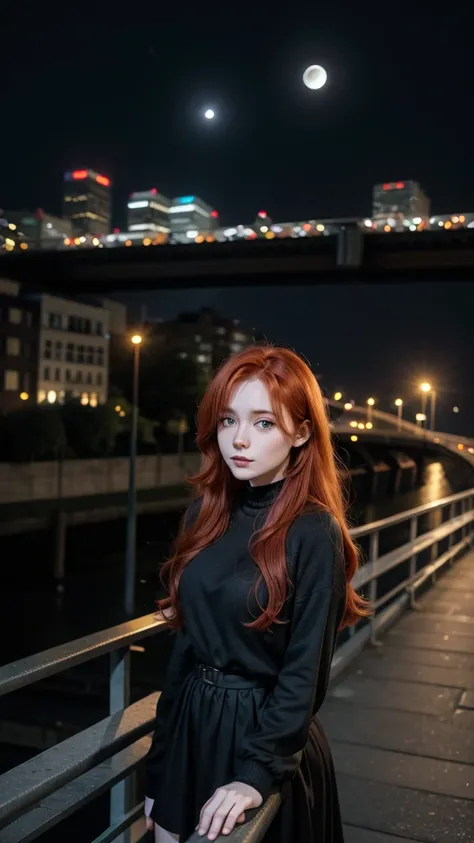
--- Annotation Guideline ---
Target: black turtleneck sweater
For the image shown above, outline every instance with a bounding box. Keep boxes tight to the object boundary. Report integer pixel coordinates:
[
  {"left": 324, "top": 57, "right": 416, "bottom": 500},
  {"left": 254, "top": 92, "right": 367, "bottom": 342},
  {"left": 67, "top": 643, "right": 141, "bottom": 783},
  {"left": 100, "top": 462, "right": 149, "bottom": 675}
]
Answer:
[{"left": 146, "top": 479, "right": 347, "bottom": 802}]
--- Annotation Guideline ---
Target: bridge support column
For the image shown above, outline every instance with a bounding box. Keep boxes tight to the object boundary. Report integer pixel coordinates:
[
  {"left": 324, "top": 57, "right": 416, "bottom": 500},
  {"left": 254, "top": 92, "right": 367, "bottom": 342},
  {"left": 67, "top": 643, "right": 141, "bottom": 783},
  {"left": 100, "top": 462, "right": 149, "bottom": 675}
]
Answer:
[{"left": 53, "top": 510, "right": 67, "bottom": 584}]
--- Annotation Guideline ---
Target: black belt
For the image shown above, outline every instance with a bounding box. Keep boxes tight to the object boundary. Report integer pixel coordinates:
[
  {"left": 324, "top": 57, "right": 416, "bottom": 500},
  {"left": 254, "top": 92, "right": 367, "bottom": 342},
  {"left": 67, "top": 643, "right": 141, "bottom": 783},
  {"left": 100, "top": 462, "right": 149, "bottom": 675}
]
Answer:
[{"left": 194, "top": 663, "right": 273, "bottom": 691}]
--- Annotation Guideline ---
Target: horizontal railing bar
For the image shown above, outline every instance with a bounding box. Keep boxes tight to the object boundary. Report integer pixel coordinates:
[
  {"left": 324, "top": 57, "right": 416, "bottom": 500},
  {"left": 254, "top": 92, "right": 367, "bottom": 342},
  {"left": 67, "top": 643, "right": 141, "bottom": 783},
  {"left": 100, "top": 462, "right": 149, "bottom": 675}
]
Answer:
[
  {"left": 1, "top": 737, "right": 151, "bottom": 843},
  {"left": 353, "top": 510, "right": 473, "bottom": 588},
  {"left": 350, "top": 487, "right": 474, "bottom": 538},
  {"left": 184, "top": 793, "right": 282, "bottom": 843},
  {"left": 409, "top": 538, "right": 473, "bottom": 595},
  {"left": 0, "top": 613, "right": 165, "bottom": 698},
  {"left": 0, "top": 692, "right": 158, "bottom": 830},
  {"left": 372, "top": 536, "right": 470, "bottom": 610}
]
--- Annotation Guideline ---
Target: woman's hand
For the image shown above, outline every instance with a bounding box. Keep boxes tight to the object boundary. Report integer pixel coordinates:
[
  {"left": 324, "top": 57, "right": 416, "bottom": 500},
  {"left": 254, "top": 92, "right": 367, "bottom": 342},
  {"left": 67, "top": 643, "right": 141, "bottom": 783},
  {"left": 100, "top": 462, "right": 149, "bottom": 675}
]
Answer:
[
  {"left": 144, "top": 796, "right": 155, "bottom": 832},
  {"left": 196, "top": 781, "right": 262, "bottom": 840}
]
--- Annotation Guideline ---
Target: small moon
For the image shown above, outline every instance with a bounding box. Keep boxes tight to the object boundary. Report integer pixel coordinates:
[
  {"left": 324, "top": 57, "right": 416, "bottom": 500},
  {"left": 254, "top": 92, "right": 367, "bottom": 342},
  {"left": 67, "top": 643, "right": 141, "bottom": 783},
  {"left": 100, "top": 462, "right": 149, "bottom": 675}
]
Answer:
[
  {"left": 303, "top": 65, "right": 328, "bottom": 90},
  {"left": 204, "top": 108, "right": 215, "bottom": 120}
]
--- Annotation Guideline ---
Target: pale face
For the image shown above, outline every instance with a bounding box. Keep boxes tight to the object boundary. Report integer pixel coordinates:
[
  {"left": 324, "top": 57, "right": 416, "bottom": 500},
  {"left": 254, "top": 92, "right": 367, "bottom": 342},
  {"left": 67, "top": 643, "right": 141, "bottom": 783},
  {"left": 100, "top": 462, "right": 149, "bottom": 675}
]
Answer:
[{"left": 217, "top": 378, "right": 309, "bottom": 487}]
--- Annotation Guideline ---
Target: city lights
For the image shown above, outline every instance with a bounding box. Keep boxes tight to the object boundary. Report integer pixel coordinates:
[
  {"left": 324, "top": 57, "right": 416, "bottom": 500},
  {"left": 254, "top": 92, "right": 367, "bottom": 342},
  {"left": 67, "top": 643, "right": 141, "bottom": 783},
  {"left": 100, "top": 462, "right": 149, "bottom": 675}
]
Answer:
[
  {"left": 131, "top": 334, "right": 143, "bottom": 345},
  {"left": 334, "top": 392, "right": 343, "bottom": 401},
  {"left": 344, "top": 402, "right": 353, "bottom": 411},
  {"left": 204, "top": 109, "right": 215, "bottom": 120}
]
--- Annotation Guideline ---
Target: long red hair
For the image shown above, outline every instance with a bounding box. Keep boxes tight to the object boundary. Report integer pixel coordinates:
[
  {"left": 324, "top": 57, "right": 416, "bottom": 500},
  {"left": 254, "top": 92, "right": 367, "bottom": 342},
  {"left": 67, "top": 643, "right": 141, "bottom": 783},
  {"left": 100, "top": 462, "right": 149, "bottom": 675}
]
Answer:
[{"left": 158, "top": 344, "right": 370, "bottom": 631}]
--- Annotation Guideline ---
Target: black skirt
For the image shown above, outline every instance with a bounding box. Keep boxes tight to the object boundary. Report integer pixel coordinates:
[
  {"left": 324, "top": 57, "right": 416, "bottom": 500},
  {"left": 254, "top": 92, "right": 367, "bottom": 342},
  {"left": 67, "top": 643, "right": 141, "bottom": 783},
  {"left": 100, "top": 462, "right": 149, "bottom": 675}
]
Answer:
[{"left": 150, "top": 664, "right": 345, "bottom": 842}]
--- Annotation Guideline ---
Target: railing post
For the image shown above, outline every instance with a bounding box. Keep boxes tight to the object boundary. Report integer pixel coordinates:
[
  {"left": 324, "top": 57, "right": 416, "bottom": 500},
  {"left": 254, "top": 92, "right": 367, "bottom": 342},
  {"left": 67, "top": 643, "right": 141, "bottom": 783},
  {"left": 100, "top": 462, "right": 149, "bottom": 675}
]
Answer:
[
  {"left": 408, "top": 515, "right": 418, "bottom": 607},
  {"left": 369, "top": 531, "right": 379, "bottom": 645},
  {"left": 447, "top": 502, "right": 456, "bottom": 563},
  {"left": 109, "top": 647, "right": 133, "bottom": 843}
]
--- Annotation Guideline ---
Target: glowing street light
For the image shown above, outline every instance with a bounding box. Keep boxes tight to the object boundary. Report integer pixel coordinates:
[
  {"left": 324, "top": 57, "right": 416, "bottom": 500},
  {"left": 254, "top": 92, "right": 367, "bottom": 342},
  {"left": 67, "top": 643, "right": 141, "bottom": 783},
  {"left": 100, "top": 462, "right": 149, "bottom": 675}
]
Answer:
[
  {"left": 366, "top": 397, "right": 375, "bottom": 424},
  {"left": 419, "top": 382, "right": 436, "bottom": 429},
  {"left": 334, "top": 392, "right": 342, "bottom": 402},
  {"left": 204, "top": 108, "right": 215, "bottom": 120},
  {"left": 394, "top": 398, "right": 403, "bottom": 430}
]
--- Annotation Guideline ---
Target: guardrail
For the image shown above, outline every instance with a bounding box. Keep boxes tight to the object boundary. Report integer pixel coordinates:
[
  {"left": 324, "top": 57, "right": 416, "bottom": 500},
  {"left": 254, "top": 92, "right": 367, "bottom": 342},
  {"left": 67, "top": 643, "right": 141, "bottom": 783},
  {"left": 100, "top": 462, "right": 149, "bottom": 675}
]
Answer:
[{"left": 0, "top": 487, "right": 473, "bottom": 842}]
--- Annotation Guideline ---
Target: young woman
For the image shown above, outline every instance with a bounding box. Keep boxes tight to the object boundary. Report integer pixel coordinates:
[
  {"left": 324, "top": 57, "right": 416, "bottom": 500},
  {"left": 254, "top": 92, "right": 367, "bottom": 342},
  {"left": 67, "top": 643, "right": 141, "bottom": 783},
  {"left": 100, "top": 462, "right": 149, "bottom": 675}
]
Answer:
[{"left": 144, "top": 344, "right": 369, "bottom": 842}]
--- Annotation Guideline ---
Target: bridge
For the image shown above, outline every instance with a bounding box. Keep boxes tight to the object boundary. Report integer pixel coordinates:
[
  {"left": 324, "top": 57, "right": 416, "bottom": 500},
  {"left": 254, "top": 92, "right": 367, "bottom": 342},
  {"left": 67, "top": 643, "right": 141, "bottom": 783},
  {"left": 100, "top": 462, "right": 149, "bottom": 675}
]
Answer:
[
  {"left": 2, "top": 227, "right": 474, "bottom": 293},
  {"left": 0, "top": 484, "right": 473, "bottom": 842}
]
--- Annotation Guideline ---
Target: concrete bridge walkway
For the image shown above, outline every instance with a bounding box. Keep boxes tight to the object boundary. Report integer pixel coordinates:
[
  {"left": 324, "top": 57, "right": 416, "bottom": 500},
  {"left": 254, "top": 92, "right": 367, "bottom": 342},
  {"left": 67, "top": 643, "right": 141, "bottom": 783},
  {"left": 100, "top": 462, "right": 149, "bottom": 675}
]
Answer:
[{"left": 321, "top": 550, "right": 474, "bottom": 842}]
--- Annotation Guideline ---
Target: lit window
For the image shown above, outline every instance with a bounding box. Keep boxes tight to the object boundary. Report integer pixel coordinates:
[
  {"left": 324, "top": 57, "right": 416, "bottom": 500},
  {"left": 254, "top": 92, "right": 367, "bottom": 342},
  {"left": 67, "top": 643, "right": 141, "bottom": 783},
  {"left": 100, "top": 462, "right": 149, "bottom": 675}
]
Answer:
[
  {"left": 5, "top": 370, "right": 19, "bottom": 391},
  {"left": 8, "top": 308, "right": 22, "bottom": 324},
  {"left": 6, "top": 337, "right": 21, "bottom": 356}
]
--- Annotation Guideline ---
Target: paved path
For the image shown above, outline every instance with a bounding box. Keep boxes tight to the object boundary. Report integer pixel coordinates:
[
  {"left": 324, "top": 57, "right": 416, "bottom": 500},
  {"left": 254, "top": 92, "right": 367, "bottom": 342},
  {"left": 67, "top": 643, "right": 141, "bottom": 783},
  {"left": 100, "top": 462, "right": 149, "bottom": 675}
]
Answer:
[{"left": 321, "top": 550, "right": 474, "bottom": 843}]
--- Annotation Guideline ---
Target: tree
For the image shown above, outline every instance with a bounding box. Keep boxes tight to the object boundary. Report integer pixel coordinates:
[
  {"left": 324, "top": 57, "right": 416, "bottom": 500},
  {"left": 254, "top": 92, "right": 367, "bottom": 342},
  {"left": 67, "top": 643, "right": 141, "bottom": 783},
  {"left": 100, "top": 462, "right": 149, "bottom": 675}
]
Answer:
[
  {"left": 61, "top": 401, "right": 120, "bottom": 458},
  {"left": 2, "top": 406, "right": 67, "bottom": 462}
]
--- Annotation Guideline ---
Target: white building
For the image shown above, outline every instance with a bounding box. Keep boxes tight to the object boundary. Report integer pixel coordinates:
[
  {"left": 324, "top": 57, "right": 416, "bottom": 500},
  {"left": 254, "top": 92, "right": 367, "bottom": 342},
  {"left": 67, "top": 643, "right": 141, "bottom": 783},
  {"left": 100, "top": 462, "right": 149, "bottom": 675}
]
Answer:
[{"left": 38, "top": 294, "right": 110, "bottom": 406}]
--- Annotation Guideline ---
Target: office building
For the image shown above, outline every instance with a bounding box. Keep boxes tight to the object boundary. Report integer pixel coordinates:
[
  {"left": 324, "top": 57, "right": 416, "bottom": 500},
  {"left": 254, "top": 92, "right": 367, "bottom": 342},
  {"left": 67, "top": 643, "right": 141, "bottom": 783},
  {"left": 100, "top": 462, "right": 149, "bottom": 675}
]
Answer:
[
  {"left": 37, "top": 294, "right": 110, "bottom": 406},
  {"left": 0, "top": 280, "right": 39, "bottom": 412},
  {"left": 63, "top": 169, "right": 112, "bottom": 236},
  {"left": 372, "top": 181, "right": 430, "bottom": 221},
  {"left": 127, "top": 189, "right": 171, "bottom": 236},
  {"left": 169, "top": 195, "right": 218, "bottom": 241},
  {"left": 148, "top": 307, "right": 254, "bottom": 378},
  {"left": 3, "top": 209, "right": 72, "bottom": 249}
]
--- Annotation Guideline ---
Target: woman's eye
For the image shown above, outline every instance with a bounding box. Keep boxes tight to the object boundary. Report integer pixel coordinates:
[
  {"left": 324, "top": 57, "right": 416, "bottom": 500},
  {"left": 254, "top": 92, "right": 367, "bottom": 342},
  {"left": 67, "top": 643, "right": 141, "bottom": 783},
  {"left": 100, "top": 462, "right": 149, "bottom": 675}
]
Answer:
[
  {"left": 220, "top": 417, "right": 235, "bottom": 426},
  {"left": 257, "top": 420, "right": 274, "bottom": 430}
]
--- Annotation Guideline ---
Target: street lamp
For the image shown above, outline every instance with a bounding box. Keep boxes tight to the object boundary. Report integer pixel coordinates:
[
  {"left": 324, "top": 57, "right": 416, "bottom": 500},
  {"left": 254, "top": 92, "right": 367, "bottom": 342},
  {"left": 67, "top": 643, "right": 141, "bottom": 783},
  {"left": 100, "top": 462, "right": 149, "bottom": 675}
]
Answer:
[
  {"left": 419, "top": 382, "right": 436, "bottom": 429},
  {"left": 124, "top": 333, "right": 143, "bottom": 617},
  {"left": 394, "top": 398, "right": 403, "bottom": 431},
  {"left": 367, "top": 397, "right": 375, "bottom": 424},
  {"left": 334, "top": 392, "right": 342, "bottom": 402}
]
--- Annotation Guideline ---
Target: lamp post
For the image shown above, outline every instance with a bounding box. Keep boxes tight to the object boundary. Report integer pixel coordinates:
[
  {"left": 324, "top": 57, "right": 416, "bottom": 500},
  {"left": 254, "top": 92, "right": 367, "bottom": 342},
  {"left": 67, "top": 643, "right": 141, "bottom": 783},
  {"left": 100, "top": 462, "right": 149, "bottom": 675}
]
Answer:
[
  {"left": 367, "top": 397, "right": 375, "bottom": 424},
  {"left": 124, "top": 333, "right": 142, "bottom": 618},
  {"left": 430, "top": 390, "right": 437, "bottom": 431},
  {"left": 395, "top": 398, "right": 403, "bottom": 431},
  {"left": 419, "top": 382, "right": 431, "bottom": 428}
]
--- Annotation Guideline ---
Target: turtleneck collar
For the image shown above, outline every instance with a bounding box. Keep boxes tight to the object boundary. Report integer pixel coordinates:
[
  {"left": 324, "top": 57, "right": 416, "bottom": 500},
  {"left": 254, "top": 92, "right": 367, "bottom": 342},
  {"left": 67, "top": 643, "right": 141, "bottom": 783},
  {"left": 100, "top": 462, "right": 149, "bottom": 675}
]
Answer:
[{"left": 241, "top": 478, "right": 285, "bottom": 513}]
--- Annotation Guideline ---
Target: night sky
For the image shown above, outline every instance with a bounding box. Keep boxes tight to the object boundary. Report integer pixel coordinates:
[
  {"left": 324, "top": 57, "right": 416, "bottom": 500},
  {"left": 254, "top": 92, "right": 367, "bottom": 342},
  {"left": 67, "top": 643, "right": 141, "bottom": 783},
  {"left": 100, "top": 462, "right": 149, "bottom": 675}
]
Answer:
[{"left": 3, "top": 4, "right": 474, "bottom": 433}]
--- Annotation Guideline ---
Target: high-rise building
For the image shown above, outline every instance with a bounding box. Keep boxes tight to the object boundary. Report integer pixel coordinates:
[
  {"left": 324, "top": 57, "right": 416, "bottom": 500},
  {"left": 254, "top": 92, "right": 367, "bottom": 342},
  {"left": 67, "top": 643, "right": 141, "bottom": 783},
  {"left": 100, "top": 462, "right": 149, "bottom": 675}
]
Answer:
[
  {"left": 63, "top": 169, "right": 112, "bottom": 236},
  {"left": 4, "top": 208, "right": 72, "bottom": 249},
  {"left": 127, "top": 189, "right": 171, "bottom": 236},
  {"left": 36, "top": 294, "right": 110, "bottom": 406},
  {"left": 0, "top": 280, "right": 39, "bottom": 412},
  {"left": 372, "top": 181, "right": 430, "bottom": 221},
  {"left": 169, "top": 195, "right": 218, "bottom": 241},
  {"left": 147, "top": 307, "right": 254, "bottom": 378}
]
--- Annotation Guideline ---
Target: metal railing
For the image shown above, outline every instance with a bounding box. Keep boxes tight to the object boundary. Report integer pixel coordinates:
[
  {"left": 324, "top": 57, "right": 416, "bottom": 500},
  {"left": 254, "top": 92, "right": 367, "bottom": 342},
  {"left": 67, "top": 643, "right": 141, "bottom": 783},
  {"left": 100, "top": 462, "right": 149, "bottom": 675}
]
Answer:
[{"left": 0, "top": 487, "right": 473, "bottom": 842}]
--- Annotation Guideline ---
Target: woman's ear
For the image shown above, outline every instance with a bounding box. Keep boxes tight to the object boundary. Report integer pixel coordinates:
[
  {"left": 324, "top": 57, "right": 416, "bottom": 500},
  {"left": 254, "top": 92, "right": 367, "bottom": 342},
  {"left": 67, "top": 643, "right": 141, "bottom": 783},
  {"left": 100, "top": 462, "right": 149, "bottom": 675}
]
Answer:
[{"left": 293, "top": 420, "right": 311, "bottom": 448}]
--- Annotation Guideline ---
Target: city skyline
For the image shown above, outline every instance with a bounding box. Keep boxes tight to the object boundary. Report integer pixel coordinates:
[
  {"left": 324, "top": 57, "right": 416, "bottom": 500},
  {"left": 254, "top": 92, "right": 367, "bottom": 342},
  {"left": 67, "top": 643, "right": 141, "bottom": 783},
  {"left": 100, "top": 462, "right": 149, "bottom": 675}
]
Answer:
[{"left": 3, "top": 5, "right": 473, "bottom": 226}]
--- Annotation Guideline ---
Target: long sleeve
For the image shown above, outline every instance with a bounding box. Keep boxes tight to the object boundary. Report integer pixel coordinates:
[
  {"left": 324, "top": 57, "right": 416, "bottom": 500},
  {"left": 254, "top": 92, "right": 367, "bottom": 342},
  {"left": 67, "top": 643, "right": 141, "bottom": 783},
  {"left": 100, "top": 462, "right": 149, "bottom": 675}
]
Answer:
[
  {"left": 145, "top": 628, "right": 194, "bottom": 795},
  {"left": 233, "top": 512, "right": 346, "bottom": 802},
  {"left": 145, "top": 497, "right": 201, "bottom": 795}
]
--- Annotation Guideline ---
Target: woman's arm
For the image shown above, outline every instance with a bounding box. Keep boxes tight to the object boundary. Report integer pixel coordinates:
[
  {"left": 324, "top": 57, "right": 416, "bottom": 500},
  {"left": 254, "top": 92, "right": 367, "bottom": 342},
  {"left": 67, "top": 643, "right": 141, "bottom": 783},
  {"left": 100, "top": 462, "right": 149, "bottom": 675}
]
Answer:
[
  {"left": 232, "top": 513, "right": 346, "bottom": 802},
  {"left": 145, "top": 625, "right": 194, "bottom": 796}
]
